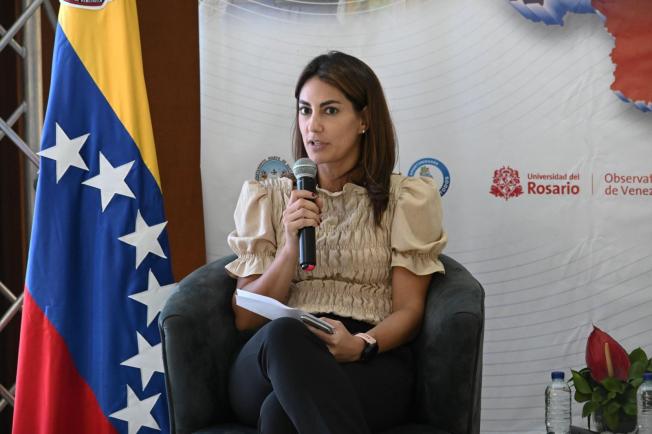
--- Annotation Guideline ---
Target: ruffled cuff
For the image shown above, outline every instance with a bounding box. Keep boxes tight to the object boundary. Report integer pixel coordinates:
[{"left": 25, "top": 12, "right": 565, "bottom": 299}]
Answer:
[
  {"left": 391, "top": 251, "right": 445, "bottom": 276},
  {"left": 225, "top": 253, "right": 275, "bottom": 278}
]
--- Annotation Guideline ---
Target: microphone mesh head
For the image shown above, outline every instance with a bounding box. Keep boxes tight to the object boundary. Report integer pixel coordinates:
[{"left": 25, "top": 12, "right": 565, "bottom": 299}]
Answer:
[{"left": 292, "top": 158, "right": 317, "bottom": 179}]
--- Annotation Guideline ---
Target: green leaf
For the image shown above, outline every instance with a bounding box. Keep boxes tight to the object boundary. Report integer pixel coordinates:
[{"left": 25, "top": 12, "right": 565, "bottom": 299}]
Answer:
[
  {"left": 582, "top": 401, "right": 598, "bottom": 418},
  {"left": 604, "top": 410, "right": 620, "bottom": 431},
  {"left": 629, "top": 360, "right": 647, "bottom": 380},
  {"left": 602, "top": 377, "right": 626, "bottom": 393},
  {"left": 648, "top": 359, "right": 652, "bottom": 371},
  {"left": 624, "top": 386, "right": 637, "bottom": 402},
  {"left": 623, "top": 402, "right": 637, "bottom": 416},
  {"left": 572, "top": 370, "right": 593, "bottom": 394},
  {"left": 604, "top": 401, "right": 620, "bottom": 415},
  {"left": 632, "top": 378, "right": 644, "bottom": 389},
  {"left": 592, "top": 388, "right": 606, "bottom": 403},
  {"left": 607, "top": 391, "right": 616, "bottom": 400},
  {"left": 574, "top": 390, "right": 592, "bottom": 402},
  {"left": 629, "top": 347, "right": 648, "bottom": 364}
]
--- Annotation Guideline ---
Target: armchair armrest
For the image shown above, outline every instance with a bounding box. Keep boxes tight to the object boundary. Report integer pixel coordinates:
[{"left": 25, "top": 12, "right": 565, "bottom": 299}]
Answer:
[
  {"left": 412, "top": 254, "right": 485, "bottom": 434},
  {"left": 159, "top": 255, "right": 241, "bottom": 434}
]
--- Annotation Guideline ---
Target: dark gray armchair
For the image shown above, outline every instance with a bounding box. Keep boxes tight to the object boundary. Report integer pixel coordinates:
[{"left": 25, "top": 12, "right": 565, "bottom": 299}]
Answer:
[{"left": 159, "top": 254, "right": 484, "bottom": 434}]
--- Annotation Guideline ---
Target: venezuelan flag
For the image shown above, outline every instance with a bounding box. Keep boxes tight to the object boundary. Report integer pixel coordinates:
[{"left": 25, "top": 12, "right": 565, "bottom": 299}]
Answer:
[{"left": 13, "top": 1, "right": 173, "bottom": 433}]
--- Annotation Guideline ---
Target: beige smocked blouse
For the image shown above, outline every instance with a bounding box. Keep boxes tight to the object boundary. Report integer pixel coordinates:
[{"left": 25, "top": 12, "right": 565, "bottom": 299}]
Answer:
[{"left": 225, "top": 174, "right": 447, "bottom": 325}]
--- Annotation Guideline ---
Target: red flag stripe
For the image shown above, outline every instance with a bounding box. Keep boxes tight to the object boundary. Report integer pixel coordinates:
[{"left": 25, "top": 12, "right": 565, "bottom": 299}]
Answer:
[{"left": 12, "top": 290, "right": 118, "bottom": 434}]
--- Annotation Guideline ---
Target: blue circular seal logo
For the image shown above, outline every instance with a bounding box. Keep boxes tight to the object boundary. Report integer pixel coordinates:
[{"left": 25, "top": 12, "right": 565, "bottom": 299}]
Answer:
[
  {"left": 408, "top": 158, "right": 450, "bottom": 196},
  {"left": 255, "top": 156, "right": 293, "bottom": 182}
]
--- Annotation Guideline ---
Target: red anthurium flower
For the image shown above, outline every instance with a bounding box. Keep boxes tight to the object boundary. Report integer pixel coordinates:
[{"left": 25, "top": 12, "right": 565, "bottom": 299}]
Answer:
[{"left": 586, "top": 326, "right": 630, "bottom": 382}]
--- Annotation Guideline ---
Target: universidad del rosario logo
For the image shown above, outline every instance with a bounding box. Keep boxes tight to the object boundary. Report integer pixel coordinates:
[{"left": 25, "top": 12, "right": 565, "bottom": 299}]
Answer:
[
  {"left": 490, "top": 166, "right": 581, "bottom": 200},
  {"left": 490, "top": 166, "right": 523, "bottom": 201}
]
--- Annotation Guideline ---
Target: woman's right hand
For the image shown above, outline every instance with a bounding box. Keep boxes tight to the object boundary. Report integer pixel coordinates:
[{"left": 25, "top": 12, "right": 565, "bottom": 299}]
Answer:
[{"left": 282, "top": 189, "right": 323, "bottom": 246}]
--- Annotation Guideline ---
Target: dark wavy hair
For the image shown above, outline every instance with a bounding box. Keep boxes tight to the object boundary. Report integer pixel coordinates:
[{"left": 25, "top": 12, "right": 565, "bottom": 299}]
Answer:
[{"left": 292, "top": 51, "right": 397, "bottom": 226}]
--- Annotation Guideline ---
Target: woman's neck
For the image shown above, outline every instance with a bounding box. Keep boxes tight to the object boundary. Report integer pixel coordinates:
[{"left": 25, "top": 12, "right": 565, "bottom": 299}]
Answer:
[{"left": 317, "top": 163, "right": 362, "bottom": 192}]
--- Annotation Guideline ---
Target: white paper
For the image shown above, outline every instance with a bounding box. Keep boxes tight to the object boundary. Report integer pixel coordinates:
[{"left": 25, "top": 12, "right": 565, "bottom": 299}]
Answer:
[
  {"left": 234, "top": 289, "right": 304, "bottom": 321},
  {"left": 234, "top": 289, "right": 333, "bottom": 333}
]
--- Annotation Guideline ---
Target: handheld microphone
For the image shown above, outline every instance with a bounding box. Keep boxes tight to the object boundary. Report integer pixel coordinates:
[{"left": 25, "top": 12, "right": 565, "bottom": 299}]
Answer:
[{"left": 292, "top": 158, "right": 318, "bottom": 271}]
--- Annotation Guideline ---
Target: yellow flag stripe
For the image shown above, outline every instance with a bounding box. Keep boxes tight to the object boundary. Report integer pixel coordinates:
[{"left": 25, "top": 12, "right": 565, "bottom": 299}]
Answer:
[{"left": 58, "top": 0, "right": 161, "bottom": 188}]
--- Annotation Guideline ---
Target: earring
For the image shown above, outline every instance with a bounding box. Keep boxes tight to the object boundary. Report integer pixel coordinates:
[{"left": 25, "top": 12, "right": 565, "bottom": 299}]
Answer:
[{"left": 361, "top": 129, "right": 366, "bottom": 134}]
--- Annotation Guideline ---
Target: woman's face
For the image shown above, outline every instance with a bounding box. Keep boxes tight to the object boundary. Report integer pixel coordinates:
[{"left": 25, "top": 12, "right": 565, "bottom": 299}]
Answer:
[{"left": 298, "top": 77, "right": 366, "bottom": 170}]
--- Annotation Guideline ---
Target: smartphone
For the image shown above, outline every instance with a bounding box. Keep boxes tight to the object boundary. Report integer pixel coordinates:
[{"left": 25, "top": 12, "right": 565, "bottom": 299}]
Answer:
[{"left": 300, "top": 313, "right": 334, "bottom": 334}]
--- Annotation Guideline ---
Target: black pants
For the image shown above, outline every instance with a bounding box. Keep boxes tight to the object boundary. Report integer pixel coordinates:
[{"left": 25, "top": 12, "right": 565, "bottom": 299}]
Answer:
[{"left": 228, "top": 316, "right": 414, "bottom": 434}]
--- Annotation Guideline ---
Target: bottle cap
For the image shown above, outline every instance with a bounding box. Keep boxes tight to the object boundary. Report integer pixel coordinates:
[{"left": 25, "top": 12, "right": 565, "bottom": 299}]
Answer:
[
  {"left": 643, "top": 372, "right": 652, "bottom": 382},
  {"left": 551, "top": 371, "right": 565, "bottom": 380}
]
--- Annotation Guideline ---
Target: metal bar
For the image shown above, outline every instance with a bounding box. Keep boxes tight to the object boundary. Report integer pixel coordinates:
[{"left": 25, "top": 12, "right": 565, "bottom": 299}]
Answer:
[
  {"left": 0, "top": 118, "right": 39, "bottom": 168},
  {"left": 0, "top": 24, "right": 26, "bottom": 57},
  {"left": 23, "top": 0, "right": 44, "bottom": 239},
  {"left": 0, "top": 384, "right": 15, "bottom": 409},
  {"left": 0, "top": 281, "right": 17, "bottom": 303},
  {"left": 0, "top": 0, "right": 44, "bottom": 53},
  {"left": 42, "top": 0, "right": 57, "bottom": 29},
  {"left": 0, "top": 293, "right": 23, "bottom": 334},
  {"left": 0, "top": 0, "right": 46, "bottom": 422},
  {"left": 0, "top": 102, "right": 27, "bottom": 142}
]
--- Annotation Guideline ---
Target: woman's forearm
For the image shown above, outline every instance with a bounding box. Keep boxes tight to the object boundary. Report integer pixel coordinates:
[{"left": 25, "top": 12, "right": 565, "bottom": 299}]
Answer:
[
  {"left": 232, "top": 244, "right": 299, "bottom": 330},
  {"left": 364, "top": 307, "right": 423, "bottom": 353},
  {"left": 232, "top": 189, "right": 321, "bottom": 330},
  {"left": 364, "top": 267, "right": 430, "bottom": 353}
]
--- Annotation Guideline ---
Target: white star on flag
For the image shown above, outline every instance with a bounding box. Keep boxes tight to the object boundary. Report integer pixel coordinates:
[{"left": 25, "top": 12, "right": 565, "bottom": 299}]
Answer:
[
  {"left": 118, "top": 211, "right": 167, "bottom": 268},
  {"left": 129, "top": 270, "right": 176, "bottom": 326},
  {"left": 82, "top": 152, "right": 135, "bottom": 211},
  {"left": 120, "top": 332, "right": 164, "bottom": 389},
  {"left": 109, "top": 385, "right": 160, "bottom": 434},
  {"left": 37, "top": 123, "right": 89, "bottom": 183}
]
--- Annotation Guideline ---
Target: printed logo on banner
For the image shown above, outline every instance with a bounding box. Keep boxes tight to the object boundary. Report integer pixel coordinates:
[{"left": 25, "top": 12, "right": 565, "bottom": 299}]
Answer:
[
  {"left": 60, "top": 0, "right": 112, "bottom": 10},
  {"left": 490, "top": 166, "right": 524, "bottom": 200},
  {"left": 408, "top": 158, "right": 450, "bottom": 196},
  {"left": 490, "top": 166, "right": 582, "bottom": 200},
  {"left": 255, "top": 156, "right": 293, "bottom": 182}
]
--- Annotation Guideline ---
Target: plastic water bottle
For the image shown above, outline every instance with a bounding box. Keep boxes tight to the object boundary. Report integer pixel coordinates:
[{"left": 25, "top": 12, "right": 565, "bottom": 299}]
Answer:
[
  {"left": 545, "top": 371, "right": 571, "bottom": 434},
  {"left": 638, "top": 372, "right": 652, "bottom": 434}
]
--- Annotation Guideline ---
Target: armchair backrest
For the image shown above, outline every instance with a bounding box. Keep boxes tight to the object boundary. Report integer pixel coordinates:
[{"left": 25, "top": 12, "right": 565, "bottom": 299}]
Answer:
[
  {"left": 412, "top": 255, "right": 484, "bottom": 434},
  {"left": 160, "top": 256, "right": 240, "bottom": 433}
]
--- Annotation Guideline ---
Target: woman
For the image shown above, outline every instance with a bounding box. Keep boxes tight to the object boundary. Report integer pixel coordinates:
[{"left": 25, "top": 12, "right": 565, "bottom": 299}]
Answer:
[{"left": 226, "top": 51, "right": 447, "bottom": 434}]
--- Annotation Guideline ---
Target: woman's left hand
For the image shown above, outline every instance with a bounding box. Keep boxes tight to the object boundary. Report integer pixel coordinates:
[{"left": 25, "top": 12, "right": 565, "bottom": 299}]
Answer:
[{"left": 308, "top": 318, "right": 365, "bottom": 363}]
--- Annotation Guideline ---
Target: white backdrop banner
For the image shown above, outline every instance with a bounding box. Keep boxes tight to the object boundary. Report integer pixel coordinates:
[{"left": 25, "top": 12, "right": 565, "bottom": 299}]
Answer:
[{"left": 198, "top": 0, "right": 652, "bottom": 432}]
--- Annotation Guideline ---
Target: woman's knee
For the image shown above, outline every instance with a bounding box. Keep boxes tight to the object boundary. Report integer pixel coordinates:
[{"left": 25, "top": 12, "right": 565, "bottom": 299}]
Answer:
[
  {"left": 263, "top": 317, "right": 312, "bottom": 349},
  {"left": 259, "top": 392, "right": 297, "bottom": 434},
  {"left": 258, "top": 317, "right": 329, "bottom": 377}
]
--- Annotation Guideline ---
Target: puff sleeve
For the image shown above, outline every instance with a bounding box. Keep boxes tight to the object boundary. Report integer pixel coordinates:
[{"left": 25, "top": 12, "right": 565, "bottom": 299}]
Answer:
[
  {"left": 390, "top": 176, "right": 447, "bottom": 275},
  {"left": 225, "top": 181, "right": 277, "bottom": 278}
]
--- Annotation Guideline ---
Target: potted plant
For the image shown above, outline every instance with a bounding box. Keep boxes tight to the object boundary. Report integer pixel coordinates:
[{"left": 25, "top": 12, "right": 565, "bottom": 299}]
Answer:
[{"left": 571, "top": 326, "right": 652, "bottom": 433}]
